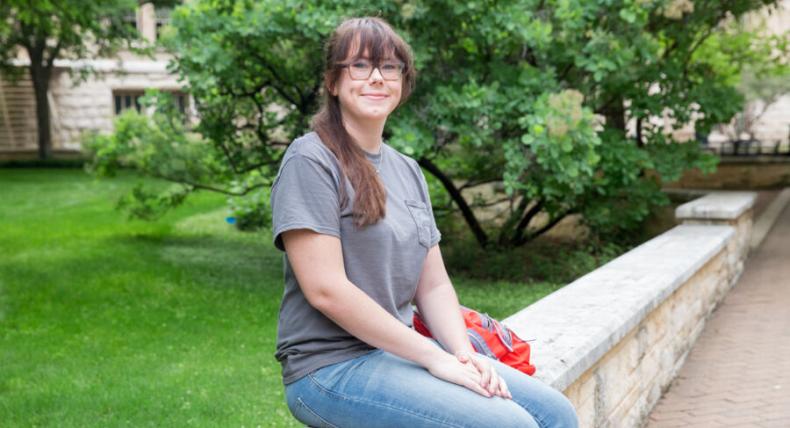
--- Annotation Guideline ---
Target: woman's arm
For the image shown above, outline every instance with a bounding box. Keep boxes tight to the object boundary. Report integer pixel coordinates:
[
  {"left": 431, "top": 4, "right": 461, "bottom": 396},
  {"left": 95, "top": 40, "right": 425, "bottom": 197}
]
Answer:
[
  {"left": 413, "top": 244, "right": 474, "bottom": 355},
  {"left": 413, "top": 243, "right": 512, "bottom": 399},
  {"left": 281, "top": 228, "right": 492, "bottom": 397}
]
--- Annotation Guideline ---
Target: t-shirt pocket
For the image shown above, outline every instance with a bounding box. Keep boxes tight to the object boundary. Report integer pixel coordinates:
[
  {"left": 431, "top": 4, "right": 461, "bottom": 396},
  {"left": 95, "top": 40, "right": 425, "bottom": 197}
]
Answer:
[{"left": 405, "top": 199, "right": 432, "bottom": 248}]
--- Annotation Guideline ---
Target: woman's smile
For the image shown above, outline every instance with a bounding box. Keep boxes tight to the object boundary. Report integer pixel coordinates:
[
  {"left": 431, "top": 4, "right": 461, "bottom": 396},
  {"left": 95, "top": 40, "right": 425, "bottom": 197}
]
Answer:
[{"left": 361, "top": 93, "right": 389, "bottom": 100}]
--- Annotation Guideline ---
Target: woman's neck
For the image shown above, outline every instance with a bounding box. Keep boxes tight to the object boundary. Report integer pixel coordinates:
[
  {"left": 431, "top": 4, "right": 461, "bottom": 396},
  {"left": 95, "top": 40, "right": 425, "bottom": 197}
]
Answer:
[{"left": 342, "top": 115, "right": 385, "bottom": 154}]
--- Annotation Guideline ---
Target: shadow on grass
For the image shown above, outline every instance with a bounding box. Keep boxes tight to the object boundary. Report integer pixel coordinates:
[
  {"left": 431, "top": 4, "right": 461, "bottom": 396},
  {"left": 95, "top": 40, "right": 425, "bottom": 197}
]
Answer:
[{"left": 110, "top": 232, "right": 284, "bottom": 294}]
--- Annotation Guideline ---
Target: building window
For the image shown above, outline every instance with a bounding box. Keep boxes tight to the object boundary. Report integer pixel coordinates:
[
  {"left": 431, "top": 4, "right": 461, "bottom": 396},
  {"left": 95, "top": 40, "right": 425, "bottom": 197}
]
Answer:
[
  {"left": 113, "top": 90, "right": 188, "bottom": 117},
  {"left": 175, "top": 93, "right": 187, "bottom": 115},
  {"left": 155, "top": 7, "right": 172, "bottom": 39},
  {"left": 114, "top": 91, "right": 143, "bottom": 115},
  {"left": 122, "top": 11, "right": 139, "bottom": 33}
]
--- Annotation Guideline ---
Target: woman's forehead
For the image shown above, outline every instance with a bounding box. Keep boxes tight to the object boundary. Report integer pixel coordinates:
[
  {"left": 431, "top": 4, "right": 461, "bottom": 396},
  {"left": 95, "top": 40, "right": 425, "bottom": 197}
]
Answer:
[{"left": 343, "top": 35, "right": 397, "bottom": 60}]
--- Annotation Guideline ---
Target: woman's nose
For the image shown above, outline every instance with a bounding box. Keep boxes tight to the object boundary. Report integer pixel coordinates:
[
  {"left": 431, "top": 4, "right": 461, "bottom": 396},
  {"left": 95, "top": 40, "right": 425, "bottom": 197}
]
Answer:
[{"left": 369, "top": 67, "right": 384, "bottom": 82}]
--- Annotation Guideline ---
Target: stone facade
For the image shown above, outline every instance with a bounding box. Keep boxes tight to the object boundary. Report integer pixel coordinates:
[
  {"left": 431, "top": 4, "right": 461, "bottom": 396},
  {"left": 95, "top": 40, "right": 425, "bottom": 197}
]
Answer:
[
  {"left": 504, "top": 192, "right": 756, "bottom": 428},
  {"left": 47, "top": 59, "right": 182, "bottom": 151},
  {"left": 0, "top": 3, "right": 180, "bottom": 158}
]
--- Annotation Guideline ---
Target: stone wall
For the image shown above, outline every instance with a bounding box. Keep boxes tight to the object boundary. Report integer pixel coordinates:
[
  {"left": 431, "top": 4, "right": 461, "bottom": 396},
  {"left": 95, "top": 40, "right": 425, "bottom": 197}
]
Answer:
[
  {"left": 504, "top": 192, "right": 756, "bottom": 428},
  {"left": 49, "top": 59, "right": 181, "bottom": 151},
  {"left": 0, "top": 3, "right": 176, "bottom": 158},
  {"left": 665, "top": 157, "right": 790, "bottom": 190},
  {"left": 0, "top": 58, "right": 180, "bottom": 157}
]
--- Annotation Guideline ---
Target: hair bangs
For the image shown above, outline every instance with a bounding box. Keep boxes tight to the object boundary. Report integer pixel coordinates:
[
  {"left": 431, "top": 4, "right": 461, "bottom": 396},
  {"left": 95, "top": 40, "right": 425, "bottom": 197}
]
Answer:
[{"left": 335, "top": 18, "right": 408, "bottom": 66}]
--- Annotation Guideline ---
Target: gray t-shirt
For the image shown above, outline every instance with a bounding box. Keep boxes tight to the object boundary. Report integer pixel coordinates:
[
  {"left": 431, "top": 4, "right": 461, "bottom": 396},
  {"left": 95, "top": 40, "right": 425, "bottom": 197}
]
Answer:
[{"left": 270, "top": 131, "right": 442, "bottom": 384}]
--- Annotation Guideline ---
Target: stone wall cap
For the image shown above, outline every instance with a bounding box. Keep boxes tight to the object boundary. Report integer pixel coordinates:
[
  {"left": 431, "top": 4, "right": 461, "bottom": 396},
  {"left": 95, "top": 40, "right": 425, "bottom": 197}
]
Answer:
[
  {"left": 675, "top": 191, "right": 757, "bottom": 220},
  {"left": 503, "top": 224, "right": 734, "bottom": 391}
]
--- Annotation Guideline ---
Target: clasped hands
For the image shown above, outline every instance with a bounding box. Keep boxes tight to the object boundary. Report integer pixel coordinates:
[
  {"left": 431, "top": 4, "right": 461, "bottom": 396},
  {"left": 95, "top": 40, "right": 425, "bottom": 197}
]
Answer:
[{"left": 426, "top": 349, "right": 512, "bottom": 400}]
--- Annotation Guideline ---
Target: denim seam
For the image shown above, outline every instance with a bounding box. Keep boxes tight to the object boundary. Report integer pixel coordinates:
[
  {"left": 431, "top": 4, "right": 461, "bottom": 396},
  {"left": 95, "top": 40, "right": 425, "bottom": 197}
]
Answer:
[
  {"left": 306, "top": 373, "right": 466, "bottom": 428},
  {"left": 296, "top": 396, "right": 339, "bottom": 428}
]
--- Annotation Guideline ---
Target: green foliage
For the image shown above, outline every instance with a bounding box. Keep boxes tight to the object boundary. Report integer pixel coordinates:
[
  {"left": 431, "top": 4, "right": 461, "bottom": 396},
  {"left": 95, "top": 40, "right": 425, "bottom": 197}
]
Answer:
[
  {"left": 87, "top": 0, "right": 785, "bottom": 248},
  {"left": 443, "top": 232, "right": 627, "bottom": 284},
  {"left": 506, "top": 89, "right": 601, "bottom": 212},
  {"left": 85, "top": 91, "right": 272, "bottom": 228},
  {"left": 227, "top": 186, "right": 272, "bottom": 231},
  {"left": 709, "top": 16, "right": 790, "bottom": 139},
  {"left": 0, "top": 0, "right": 147, "bottom": 77},
  {"left": 0, "top": 0, "right": 178, "bottom": 159}
]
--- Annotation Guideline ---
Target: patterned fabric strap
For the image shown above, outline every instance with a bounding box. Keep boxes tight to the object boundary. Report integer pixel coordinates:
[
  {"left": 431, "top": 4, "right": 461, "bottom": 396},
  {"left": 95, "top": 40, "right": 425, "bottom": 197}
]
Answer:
[{"left": 467, "top": 329, "right": 497, "bottom": 359}]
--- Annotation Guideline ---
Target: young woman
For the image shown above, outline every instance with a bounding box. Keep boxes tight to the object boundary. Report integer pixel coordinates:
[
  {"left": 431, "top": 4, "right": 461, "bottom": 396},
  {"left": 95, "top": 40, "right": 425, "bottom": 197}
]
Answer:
[{"left": 270, "top": 16, "right": 578, "bottom": 428}]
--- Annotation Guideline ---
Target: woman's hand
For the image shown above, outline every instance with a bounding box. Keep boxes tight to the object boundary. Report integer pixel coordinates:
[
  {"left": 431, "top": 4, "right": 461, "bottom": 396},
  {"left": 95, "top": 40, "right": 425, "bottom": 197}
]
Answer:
[
  {"left": 455, "top": 351, "right": 512, "bottom": 400},
  {"left": 424, "top": 352, "right": 494, "bottom": 398}
]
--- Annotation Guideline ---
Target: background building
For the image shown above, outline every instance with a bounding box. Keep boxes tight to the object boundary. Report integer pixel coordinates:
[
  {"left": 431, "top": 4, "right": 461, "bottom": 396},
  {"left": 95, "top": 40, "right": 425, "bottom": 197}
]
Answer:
[
  {"left": 0, "top": 3, "right": 186, "bottom": 160},
  {"left": 0, "top": 2, "right": 787, "bottom": 160}
]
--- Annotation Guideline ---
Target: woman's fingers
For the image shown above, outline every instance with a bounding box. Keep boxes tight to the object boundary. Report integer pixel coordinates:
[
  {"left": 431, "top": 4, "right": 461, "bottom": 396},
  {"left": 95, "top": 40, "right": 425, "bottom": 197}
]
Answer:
[
  {"left": 468, "top": 354, "right": 503, "bottom": 397},
  {"left": 478, "top": 362, "right": 492, "bottom": 389},
  {"left": 499, "top": 375, "right": 512, "bottom": 399},
  {"left": 428, "top": 352, "right": 514, "bottom": 399},
  {"left": 465, "top": 353, "right": 490, "bottom": 386},
  {"left": 468, "top": 354, "right": 512, "bottom": 399},
  {"left": 463, "top": 374, "right": 491, "bottom": 398},
  {"left": 487, "top": 367, "right": 499, "bottom": 395}
]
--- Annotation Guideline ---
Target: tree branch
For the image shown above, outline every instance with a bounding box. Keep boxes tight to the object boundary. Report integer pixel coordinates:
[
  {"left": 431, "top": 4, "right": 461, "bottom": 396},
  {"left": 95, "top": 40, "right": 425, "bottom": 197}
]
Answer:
[
  {"left": 458, "top": 178, "right": 501, "bottom": 191},
  {"left": 150, "top": 171, "right": 269, "bottom": 196},
  {"left": 511, "top": 199, "right": 544, "bottom": 245},
  {"left": 471, "top": 196, "right": 511, "bottom": 208},
  {"left": 417, "top": 157, "right": 489, "bottom": 247},
  {"left": 514, "top": 209, "right": 574, "bottom": 246}
]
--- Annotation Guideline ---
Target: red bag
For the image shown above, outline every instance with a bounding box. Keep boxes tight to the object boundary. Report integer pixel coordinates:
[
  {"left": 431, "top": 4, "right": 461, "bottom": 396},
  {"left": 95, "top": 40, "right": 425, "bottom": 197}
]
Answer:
[{"left": 413, "top": 306, "right": 536, "bottom": 376}]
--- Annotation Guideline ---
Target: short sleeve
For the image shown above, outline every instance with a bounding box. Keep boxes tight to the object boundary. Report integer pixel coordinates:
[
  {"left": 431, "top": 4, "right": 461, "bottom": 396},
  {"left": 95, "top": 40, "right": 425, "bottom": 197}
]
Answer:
[
  {"left": 270, "top": 154, "right": 341, "bottom": 252},
  {"left": 416, "top": 165, "right": 442, "bottom": 247}
]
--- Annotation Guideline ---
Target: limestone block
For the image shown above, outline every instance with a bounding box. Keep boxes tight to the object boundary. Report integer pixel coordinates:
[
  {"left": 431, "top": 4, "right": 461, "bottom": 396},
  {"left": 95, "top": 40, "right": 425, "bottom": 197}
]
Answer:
[
  {"left": 505, "top": 225, "right": 733, "bottom": 391},
  {"left": 675, "top": 192, "right": 756, "bottom": 221},
  {"left": 44, "top": 59, "right": 181, "bottom": 148},
  {"left": 559, "top": 247, "right": 729, "bottom": 426},
  {"left": 499, "top": 191, "right": 760, "bottom": 427},
  {"left": 565, "top": 373, "right": 597, "bottom": 427}
]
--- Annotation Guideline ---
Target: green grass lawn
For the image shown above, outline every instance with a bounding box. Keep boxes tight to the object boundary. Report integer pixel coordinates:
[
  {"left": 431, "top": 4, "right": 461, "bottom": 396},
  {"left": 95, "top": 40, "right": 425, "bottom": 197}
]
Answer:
[{"left": 0, "top": 168, "right": 566, "bottom": 427}]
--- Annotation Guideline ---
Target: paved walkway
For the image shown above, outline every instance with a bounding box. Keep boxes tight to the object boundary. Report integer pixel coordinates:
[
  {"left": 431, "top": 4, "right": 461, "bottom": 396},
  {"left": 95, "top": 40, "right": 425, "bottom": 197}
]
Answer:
[{"left": 646, "top": 202, "right": 790, "bottom": 427}]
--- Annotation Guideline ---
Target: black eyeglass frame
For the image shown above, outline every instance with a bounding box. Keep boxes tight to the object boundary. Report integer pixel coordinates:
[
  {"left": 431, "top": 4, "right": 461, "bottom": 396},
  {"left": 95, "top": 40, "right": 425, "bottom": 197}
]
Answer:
[{"left": 337, "top": 59, "right": 406, "bottom": 81}]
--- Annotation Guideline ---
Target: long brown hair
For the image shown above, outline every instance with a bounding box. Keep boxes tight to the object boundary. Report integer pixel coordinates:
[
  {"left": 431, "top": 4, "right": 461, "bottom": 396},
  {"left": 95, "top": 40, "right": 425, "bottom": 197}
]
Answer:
[{"left": 311, "top": 17, "right": 416, "bottom": 228}]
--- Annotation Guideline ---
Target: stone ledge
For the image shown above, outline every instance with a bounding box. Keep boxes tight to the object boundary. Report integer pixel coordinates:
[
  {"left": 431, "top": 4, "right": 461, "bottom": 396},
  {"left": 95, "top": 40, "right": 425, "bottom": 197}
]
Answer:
[
  {"left": 675, "top": 192, "right": 756, "bottom": 221},
  {"left": 503, "top": 224, "right": 734, "bottom": 392}
]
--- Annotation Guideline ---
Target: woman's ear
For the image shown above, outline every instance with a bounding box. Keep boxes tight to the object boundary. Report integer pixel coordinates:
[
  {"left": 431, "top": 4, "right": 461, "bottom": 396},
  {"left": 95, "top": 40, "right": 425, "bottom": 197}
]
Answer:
[{"left": 325, "top": 75, "right": 338, "bottom": 97}]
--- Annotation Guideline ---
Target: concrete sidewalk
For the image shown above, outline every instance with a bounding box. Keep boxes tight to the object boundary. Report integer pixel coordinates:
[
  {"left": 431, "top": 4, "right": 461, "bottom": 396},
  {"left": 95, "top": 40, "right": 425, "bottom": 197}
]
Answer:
[{"left": 646, "top": 202, "right": 790, "bottom": 427}]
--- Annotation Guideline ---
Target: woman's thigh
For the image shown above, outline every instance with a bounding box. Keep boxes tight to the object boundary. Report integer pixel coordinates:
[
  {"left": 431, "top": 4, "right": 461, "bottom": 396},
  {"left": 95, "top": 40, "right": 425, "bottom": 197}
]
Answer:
[
  {"left": 486, "top": 356, "right": 578, "bottom": 428},
  {"left": 285, "top": 350, "right": 576, "bottom": 428}
]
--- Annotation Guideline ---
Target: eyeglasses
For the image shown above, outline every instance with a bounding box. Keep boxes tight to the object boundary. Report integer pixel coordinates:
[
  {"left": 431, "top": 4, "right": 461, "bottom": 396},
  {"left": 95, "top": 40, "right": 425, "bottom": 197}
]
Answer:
[{"left": 340, "top": 59, "right": 405, "bottom": 81}]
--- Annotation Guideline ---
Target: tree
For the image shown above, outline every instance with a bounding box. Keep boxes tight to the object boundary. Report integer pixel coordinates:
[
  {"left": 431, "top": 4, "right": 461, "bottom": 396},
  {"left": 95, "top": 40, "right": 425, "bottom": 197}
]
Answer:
[
  {"left": 86, "top": 0, "right": 787, "bottom": 248},
  {"left": 717, "top": 30, "right": 790, "bottom": 142},
  {"left": 0, "top": 1, "right": 176, "bottom": 160}
]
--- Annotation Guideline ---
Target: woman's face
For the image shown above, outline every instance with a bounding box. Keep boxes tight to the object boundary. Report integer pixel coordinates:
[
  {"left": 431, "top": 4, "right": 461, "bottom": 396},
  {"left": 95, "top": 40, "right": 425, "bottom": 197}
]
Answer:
[{"left": 331, "top": 49, "right": 403, "bottom": 125}]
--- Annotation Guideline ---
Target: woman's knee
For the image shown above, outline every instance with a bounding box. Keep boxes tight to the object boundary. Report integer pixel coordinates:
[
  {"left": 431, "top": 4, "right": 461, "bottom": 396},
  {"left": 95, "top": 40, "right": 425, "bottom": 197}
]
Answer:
[
  {"left": 472, "top": 399, "right": 540, "bottom": 428},
  {"left": 549, "top": 390, "right": 579, "bottom": 428},
  {"left": 520, "top": 385, "right": 578, "bottom": 428},
  {"left": 492, "top": 363, "right": 578, "bottom": 427}
]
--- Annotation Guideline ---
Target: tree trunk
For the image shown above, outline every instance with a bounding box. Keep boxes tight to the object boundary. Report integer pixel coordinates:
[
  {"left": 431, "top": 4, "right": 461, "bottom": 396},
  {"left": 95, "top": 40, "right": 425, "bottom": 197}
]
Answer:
[
  {"left": 417, "top": 158, "right": 490, "bottom": 248},
  {"left": 28, "top": 50, "right": 52, "bottom": 160},
  {"left": 604, "top": 100, "right": 626, "bottom": 133}
]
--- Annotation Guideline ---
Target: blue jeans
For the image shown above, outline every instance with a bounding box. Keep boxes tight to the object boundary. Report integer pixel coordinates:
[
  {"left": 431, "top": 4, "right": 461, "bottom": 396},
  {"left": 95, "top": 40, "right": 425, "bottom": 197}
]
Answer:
[{"left": 284, "top": 348, "right": 578, "bottom": 428}]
